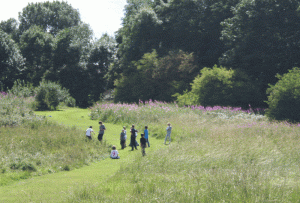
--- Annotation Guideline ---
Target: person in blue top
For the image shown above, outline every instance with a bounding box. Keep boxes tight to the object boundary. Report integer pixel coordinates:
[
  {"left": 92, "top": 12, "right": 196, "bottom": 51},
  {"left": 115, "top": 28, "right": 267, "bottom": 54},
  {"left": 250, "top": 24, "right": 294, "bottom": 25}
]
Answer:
[
  {"left": 164, "top": 122, "right": 172, "bottom": 145},
  {"left": 144, "top": 126, "right": 150, "bottom": 147}
]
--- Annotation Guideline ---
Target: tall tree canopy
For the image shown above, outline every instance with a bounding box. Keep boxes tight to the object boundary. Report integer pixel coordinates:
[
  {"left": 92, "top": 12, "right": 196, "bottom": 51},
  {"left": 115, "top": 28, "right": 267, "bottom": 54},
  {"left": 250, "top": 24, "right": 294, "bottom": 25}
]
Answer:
[
  {"left": 19, "top": 25, "right": 54, "bottom": 85},
  {"left": 18, "top": 1, "right": 81, "bottom": 35},
  {"left": 0, "top": 30, "right": 25, "bottom": 89},
  {"left": 220, "top": 0, "right": 300, "bottom": 87}
]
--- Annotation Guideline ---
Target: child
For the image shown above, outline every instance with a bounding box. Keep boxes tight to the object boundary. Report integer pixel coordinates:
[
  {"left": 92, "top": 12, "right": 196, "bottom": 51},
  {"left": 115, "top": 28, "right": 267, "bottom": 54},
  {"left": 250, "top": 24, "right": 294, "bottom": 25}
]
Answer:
[
  {"left": 164, "top": 122, "right": 172, "bottom": 144},
  {"left": 144, "top": 126, "right": 150, "bottom": 147},
  {"left": 140, "top": 133, "right": 147, "bottom": 156},
  {"left": 110, "top": 145, "right": 120, "bottom": 159},
  {"left": 120, "top": 129, "right": 126, "bottom": 149},
  {"left": 85, "top": 126, "right": 95, "bottom": 140}
]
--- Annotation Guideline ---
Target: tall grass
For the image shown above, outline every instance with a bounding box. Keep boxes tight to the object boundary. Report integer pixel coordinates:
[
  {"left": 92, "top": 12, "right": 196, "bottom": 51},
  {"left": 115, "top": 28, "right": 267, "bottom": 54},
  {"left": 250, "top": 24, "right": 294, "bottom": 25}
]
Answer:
[
  {"left": 66, "top": 101, "right": 300, "bottom": 202},
  {"left": 0, "top": 93, "right": 108, "bottom": 186},
  {"left": 0, "top": 91, "right": 36, "bottom": 127}
]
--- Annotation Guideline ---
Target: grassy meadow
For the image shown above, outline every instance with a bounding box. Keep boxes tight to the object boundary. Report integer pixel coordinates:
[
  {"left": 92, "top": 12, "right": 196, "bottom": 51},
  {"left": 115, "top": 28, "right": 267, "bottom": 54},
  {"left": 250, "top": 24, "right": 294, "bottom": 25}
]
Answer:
[
  {"left": 0, "top": 93, "right": 109, "bottom": 188},
  {"left": 65, "top": 101, "right": 300, "bottom": 202},
  {"left": 1, "top": 95, "right": 300, "bottom": 202}
]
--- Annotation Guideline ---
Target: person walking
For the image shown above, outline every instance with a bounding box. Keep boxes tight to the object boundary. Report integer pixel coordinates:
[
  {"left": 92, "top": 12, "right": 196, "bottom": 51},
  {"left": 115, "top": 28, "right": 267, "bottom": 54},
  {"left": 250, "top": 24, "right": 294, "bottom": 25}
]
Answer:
[
  {"left": 164, "top": 122, "right": 172, "bottom": 144},
  {"left": 130, "top": 124, "right": 138, "bottom": 151},
  {"left": 144, "top": 126, "right": 150, "bottom": 147},
  {"left": 98, "top": 121, "right": 106, "bottom": 143},
  {"left": 140, "top": 133, "right": 147, "bottom": 156},
  {"left": 85, "top": 126, "right": 95, "bottom": 140}
]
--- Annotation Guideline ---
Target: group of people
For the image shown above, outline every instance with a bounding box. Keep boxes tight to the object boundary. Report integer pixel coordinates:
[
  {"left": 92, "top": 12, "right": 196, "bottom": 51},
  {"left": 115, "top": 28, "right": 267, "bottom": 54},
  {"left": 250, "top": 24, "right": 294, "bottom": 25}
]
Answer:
[
  {"left": 85, "top": 121, "right": 106, "bottom": 142},
  {"left": 85, "top": 121, "right": 172, "bottom": 159}
]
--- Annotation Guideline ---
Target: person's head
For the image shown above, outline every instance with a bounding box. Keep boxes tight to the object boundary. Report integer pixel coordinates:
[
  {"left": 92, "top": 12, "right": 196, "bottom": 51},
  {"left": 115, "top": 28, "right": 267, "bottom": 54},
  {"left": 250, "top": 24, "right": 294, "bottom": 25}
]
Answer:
[
  {"left": 167, "top": 122, "right": 171, "bottom": 126},
  {"left": 132, "top": 124, "right": 135, "bottom": 128},
  {"left": 112, "top": 145, "right": 116, "bottom": 150},
  {"left": 89, "top": 126, "right": 92, "bottom": 128},
  {"left": 99, "top": 121, "right": 102, "bottom": 125},
  {"left": 141, "top": 134, "right": 144, "bottom": 137},
  {"left": 145, "top": 126, "right": 148, "bottom": 129},
  {"left": 122, "top": 129, "right": 124, "bottom": 132},
  {"left": 123, "top": 126, "right": 126, "bottom": 130}
]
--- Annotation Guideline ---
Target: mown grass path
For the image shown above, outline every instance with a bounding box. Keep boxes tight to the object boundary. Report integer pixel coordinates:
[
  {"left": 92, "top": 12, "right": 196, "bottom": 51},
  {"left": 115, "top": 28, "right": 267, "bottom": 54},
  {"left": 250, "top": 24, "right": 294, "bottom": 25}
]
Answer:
[{"left": 0, "top": 108, "right": 164, "bottom": 202}]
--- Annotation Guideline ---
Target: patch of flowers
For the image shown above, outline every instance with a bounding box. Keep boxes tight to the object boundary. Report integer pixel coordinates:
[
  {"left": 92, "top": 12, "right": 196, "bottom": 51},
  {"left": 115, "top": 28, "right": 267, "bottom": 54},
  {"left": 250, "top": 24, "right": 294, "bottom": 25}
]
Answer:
[{"left": 90, "top": 100, "right": 266, "bottom": 125}]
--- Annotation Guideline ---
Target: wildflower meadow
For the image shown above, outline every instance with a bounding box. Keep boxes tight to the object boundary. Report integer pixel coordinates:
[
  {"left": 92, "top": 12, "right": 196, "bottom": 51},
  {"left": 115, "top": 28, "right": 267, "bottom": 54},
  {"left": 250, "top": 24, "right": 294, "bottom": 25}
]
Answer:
[{"left": 69, "top": 99, "right": 300, "bottom": 202}]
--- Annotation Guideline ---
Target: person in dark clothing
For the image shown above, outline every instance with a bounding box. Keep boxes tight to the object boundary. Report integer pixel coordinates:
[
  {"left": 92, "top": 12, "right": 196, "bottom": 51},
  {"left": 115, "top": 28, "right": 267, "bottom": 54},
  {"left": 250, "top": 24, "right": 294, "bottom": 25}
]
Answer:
[
  {"left": 140, "top": 133, "right": 147, "bottom": 156},
  {"left": 130, "top": 124, "right": 138, "bottom": 151},
  {"left": 120, "top": 129, "right": 126, "bottom": 149}
]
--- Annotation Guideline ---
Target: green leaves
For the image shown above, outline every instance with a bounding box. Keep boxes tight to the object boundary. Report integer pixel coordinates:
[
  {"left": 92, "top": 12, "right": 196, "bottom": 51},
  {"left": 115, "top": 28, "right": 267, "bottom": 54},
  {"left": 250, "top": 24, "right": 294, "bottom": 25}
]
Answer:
[
  {"left": 0, "top": 30, "right": 25, "bottom": 90},
  {"left": 220, "top": 0, "right": 300, "bottom": 87},
  {"left": 176, "top": 65, "right": 260, "bottom": 108},
  {"left": 266, "top": 67, "right": 300, "bottom": 122},
  {"left": 18, "top": 1, "right": 81, "bottom": 35}
]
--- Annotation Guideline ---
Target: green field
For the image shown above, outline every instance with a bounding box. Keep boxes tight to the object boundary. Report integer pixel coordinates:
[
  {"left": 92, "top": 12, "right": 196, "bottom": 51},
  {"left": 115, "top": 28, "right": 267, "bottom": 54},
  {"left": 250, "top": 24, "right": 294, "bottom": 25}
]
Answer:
[
  {"left": 0, "top": 108, "right": 168, "bottom": 202},
  {"left": 1, "top": 103, "right": 300, "bottom": 202}
]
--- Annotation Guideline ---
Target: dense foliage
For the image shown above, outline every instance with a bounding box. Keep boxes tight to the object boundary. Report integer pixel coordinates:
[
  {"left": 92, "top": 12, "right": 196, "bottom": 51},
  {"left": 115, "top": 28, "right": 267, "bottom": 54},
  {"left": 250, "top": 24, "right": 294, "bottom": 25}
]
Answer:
[
  {"left": 266, "top": 67, "right": 300, "bottom": 122},
  {"left": 1, "top": 0, "right": 300, "bottom": 115},
  {"left": 114, "top": 50, "right": 197, "bottom": 103},
  {"left": 0, "top": 1, "right": 115, "bottom": 107},
  {"left": 175, "top": 66, "right": 261, "bottom": 108}
]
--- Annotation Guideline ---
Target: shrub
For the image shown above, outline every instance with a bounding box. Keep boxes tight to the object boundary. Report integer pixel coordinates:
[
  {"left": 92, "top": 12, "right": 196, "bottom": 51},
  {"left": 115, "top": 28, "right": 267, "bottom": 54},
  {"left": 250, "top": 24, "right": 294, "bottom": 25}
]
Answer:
[
  {"left": 35, "top": 80, "right": 75, "bottom": 110},
  {"left": 265, "top": 67, "right": 300, "bottom": 122},
  {"left": 7, "top": 79, "right": 35, "bottom": 97},
  {"left": 176, "top": 65, "right": 260, "bottom": 108}
]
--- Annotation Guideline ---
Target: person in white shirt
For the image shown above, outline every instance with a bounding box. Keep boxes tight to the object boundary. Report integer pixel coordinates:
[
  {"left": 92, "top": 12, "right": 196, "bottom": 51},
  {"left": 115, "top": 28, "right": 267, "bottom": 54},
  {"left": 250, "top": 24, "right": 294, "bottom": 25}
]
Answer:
[
  {"left": 86, "top": 126, "right": 95, "bottom": 140},
  {"left": 110, "top": 145, "right": 120, "bottom": 159}
]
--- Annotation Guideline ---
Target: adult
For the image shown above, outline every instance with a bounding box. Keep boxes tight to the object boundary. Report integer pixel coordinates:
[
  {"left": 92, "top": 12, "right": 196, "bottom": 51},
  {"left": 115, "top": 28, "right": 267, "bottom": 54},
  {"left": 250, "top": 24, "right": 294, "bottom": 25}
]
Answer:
[
  {"left": 164, "top": 122, "right": 172, "bottom": 144},
  {"left": 120, "top": 129, "right": 126, "bottom": 149},
  {"left": 98, "top": 121, "right": 106, "bottom": 142},
  {"left": 130, "top": 124, "right": 138, "bottom": 151},
  {"left": 144, "top": 126, "right": 150, "bottom": 147}
]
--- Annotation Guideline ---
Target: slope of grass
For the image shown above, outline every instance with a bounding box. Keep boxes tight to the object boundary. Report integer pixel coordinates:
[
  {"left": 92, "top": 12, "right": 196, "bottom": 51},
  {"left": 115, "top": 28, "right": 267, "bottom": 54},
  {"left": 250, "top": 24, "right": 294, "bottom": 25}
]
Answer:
[
  {"left": 0, "top": 107, "right": 166, "bottom": 202},
  {"left": 65, "top": 102, "right": 300, "bottom": 202},
  {"left": 1, "top": 101, "right": 300, "bottom": 202}
]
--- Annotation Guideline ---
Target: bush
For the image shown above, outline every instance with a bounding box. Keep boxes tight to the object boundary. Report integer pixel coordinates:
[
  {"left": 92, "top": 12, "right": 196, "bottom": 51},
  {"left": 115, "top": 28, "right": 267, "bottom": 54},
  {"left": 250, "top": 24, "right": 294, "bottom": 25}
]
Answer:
[
  {"left": 265, "top": 67, "right": 300, "bottom": 122},
  {"left": 176, "top": 65, "right": 260, "bottom": 108},
  {"left": 35, "top": 80, "right": 75, "bottom": 110},
  {"left": 7, "top": 79, "right": 35, "bottom": 97}
]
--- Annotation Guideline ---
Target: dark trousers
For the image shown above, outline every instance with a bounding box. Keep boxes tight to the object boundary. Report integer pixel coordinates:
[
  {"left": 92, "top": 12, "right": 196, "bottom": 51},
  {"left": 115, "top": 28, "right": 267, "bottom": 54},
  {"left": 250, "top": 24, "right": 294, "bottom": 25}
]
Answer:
[
  {"left": 146, "top": 138, "right": 150, "bottom": 147},
  {"left": 131, "top": 137, "right": 137, "bottom": 150},
  {"left": 120, "top": 140, "right": 126, "bottom": 149},
  {"left": 98, "top": 133, "right": 103, "bottom": 141},
  {"left": 141, "top": 144, "right": 146, "bottom": 156}
]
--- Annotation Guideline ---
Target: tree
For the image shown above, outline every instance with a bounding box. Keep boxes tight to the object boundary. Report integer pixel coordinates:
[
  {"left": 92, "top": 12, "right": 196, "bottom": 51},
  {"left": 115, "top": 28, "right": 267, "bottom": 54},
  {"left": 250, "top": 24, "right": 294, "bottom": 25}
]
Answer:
[
  {"left": 18, "top": 1, "right": 81, "bottom": 35},
  {"left": 49, "top": 23, "right": 93, "bottom": 107},
  {"left": 220, "top": 0, "right": 300, "bottom": 97},
  {"left": 266, "top": 67, "right": 300, "bottom": 122},
  {"left": 176, "top": 65, "right": 260, "bottom": 108},
  {"left": 19, "top": 25, "right": 54, "bottom": 86},
  {"left": 114, "top": 49, "right": 197, "bottom": 103},
  {"left": 0, "top": 18, "right": 19, "bottom": 41},
  {"left": 116, "top": 1, "right": 163, "bottom": 67},
  {"left": 0, "top": 30, "right": 25, "bottom": 90},
  {"left": 86, "top": 34, "right": 117, "bottom": 103}
]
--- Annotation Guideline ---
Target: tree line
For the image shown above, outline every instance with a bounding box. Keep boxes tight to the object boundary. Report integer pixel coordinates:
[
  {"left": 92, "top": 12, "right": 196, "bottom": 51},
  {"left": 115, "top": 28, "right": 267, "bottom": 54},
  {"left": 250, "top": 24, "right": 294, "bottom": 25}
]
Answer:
[{"left": 1, "top": 0, "right": 300, "bottom": 111}]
